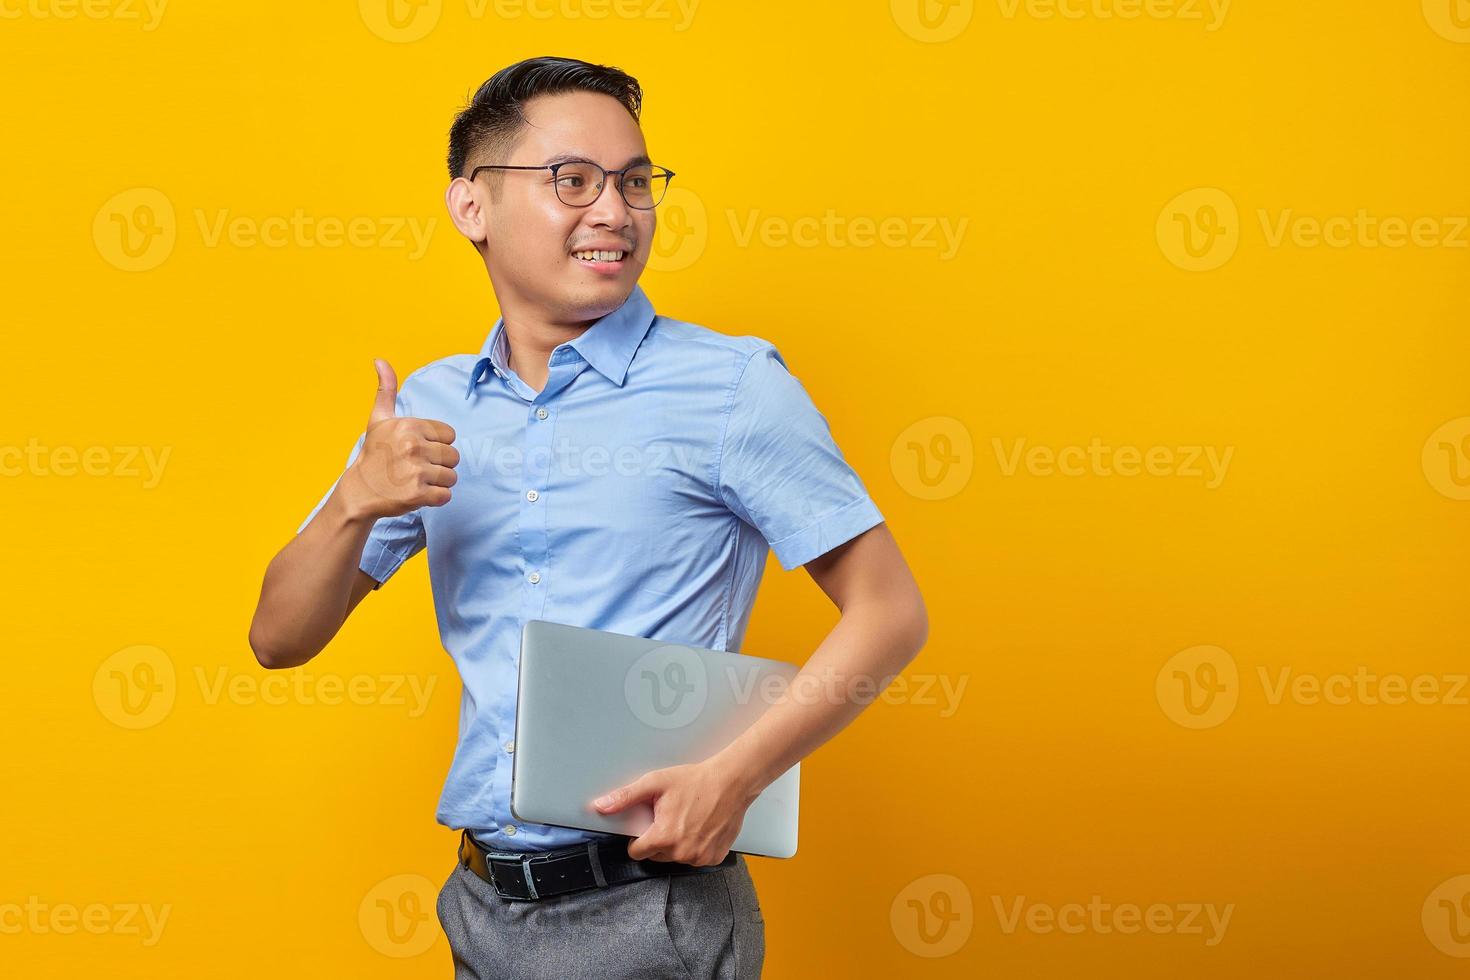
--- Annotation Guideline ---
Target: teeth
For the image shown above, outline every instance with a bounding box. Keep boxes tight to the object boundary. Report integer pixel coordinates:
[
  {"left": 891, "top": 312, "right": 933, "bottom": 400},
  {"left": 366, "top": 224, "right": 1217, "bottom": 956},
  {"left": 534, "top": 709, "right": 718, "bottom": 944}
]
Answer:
[{"left": 574, "top": 250, "right": 625, "bottom": 262}]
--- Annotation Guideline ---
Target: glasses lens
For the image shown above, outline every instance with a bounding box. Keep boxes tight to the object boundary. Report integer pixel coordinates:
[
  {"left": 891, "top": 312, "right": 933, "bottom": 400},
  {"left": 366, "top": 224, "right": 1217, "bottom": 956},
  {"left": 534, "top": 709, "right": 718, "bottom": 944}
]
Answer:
[
  {"left": 553, "top": 162, "right": 603, "bottom": 206},
  {"left": 621, "top": 166, "right": 671, "bottom": 209}
]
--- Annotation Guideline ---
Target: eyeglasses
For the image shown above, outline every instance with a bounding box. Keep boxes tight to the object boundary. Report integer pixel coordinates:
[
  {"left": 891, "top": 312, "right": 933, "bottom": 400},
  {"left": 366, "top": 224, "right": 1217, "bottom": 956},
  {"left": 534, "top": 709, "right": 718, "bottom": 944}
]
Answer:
[{"left": 469, "top": 160, "right": 676, "bottom": 210}]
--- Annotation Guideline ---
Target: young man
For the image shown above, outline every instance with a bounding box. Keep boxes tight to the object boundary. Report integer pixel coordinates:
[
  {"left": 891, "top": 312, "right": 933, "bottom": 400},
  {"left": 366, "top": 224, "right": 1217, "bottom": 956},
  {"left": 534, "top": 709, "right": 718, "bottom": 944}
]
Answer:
[{"left": 249, "top": 56, "right": 928, "bottom": 980}]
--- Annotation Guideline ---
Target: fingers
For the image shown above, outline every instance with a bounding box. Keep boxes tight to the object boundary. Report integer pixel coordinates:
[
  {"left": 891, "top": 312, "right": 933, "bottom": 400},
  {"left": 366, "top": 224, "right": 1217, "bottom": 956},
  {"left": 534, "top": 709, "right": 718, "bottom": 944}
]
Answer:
[
  {"left": 626, "top": 833, "right": 666, "bottom": 862},
  {"left": 424, "top": 464, "right": 458, "bottom": 489},
  {"left": 424, "top": 442, "right": 460, "bottom": 468},
  {"left": 369, "top": 358, "right": 399, "bottom": 426},
  {"left": 420, "top": 418, "right": 456, "bottom": 444}
]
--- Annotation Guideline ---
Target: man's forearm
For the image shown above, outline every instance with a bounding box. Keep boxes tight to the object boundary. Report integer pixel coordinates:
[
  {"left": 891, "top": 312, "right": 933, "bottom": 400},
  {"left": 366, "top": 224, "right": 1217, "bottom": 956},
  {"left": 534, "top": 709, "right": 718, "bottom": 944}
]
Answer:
[
  {"left": 706, "top": 594, "right": 929, "bottom": 799},
  {"left": 249, "top": 484, "right": 376, "bottom": 669}
]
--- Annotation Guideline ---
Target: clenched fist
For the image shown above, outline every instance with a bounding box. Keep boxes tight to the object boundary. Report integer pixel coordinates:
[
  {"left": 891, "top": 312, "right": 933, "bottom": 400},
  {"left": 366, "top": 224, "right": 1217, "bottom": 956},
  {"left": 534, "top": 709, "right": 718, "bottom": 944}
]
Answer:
[{"left": 340, "top": 358, "right": 459, "bottom": 519}]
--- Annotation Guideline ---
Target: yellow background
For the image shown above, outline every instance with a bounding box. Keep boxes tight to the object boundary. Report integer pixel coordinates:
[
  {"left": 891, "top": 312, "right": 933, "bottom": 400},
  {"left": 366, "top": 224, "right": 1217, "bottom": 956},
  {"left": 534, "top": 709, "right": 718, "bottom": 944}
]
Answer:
[{"left": 3, "top": 0, "right": 1468, "bottom": 976}]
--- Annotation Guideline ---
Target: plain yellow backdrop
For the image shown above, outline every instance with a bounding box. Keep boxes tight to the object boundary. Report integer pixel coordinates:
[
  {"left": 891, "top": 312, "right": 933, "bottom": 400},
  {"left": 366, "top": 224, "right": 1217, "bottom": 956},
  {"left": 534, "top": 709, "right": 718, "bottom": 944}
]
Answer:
[{"left": 3, "top": 1, "right": 1469, "bottom": 976}]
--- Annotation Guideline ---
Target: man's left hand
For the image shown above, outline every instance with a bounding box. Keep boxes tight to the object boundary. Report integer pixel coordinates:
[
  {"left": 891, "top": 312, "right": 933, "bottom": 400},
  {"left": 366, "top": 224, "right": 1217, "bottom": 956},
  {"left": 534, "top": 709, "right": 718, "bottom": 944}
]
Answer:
[{"left": 592, "top": 758, "right": 759, "bottom": 865}]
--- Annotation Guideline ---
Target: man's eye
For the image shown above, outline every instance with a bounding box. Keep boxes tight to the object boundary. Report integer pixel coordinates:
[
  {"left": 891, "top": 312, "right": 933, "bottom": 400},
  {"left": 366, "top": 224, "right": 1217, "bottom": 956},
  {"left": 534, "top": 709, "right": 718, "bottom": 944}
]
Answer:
[
  {"left": 557, "top": 176, "right": 585, "bottom": 188},
  {"left": 627, "top": 177, "right": 648, "bottom": 189}
]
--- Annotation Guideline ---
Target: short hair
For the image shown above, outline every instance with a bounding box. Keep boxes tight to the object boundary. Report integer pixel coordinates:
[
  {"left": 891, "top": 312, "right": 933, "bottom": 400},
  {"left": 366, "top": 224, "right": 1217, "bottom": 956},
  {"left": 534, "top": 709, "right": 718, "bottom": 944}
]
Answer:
[{"left": 447, "top": 56, "right": 643, "bottom": 190}]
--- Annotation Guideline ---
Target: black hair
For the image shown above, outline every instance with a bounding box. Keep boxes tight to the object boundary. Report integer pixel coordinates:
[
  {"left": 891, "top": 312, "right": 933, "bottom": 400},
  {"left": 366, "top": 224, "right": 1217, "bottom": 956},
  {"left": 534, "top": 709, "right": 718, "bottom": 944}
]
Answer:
[{"left": 447, "top": 56, "right": 643, "bottom": 188}]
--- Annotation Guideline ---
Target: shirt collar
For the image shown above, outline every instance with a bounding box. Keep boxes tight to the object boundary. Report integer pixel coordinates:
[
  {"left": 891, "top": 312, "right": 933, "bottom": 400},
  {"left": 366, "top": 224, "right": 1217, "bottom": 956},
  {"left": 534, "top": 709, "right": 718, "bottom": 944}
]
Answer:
[{"left": 466, "top": 284, "right": 656, "bottom": 399}]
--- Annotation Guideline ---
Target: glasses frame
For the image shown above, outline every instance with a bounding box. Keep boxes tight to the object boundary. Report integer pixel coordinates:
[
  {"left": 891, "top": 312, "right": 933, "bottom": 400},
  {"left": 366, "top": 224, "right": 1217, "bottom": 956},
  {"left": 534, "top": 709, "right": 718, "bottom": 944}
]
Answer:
[{"left": 469, "top": 161, "right": 676, "bottom": 210}]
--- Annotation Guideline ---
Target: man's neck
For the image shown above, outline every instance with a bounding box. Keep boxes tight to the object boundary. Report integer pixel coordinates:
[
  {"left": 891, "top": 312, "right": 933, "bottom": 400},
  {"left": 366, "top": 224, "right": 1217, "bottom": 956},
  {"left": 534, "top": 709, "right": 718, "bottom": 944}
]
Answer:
[{"left": 501, "top": 310, "right": 597, "bottom": 394}]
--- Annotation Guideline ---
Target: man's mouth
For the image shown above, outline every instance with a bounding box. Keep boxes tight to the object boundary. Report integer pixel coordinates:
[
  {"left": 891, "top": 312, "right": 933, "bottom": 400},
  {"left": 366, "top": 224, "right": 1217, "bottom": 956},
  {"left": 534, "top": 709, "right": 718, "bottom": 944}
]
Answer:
[{"left": 573, "top": 249, "right": 626, "bottom": 263}]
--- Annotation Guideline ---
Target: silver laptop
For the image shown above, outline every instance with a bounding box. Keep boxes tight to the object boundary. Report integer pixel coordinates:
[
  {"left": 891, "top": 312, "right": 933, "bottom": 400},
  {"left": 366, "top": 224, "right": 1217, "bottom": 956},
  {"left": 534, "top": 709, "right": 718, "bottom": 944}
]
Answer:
[{"left": 511, "top": 619, "right": 801, "bottom": 859}]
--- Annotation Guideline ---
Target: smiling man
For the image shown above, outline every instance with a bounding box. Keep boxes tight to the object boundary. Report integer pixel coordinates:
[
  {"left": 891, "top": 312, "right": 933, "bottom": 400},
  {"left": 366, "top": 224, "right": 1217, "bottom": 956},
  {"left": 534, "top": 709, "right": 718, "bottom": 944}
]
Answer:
[{"left": 248, "top": 56, "right": 928, "bottom": 979}]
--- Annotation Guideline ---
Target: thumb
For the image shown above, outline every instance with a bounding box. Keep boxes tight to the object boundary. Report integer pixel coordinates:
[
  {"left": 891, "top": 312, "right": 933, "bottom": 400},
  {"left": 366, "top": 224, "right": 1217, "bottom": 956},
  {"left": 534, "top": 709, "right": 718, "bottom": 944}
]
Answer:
[
  {"left": 369, "top": 358, "right": 398, "bottom": 426},
  {"left": 594, "top": 772, "right": 663, "bottom": 813}
]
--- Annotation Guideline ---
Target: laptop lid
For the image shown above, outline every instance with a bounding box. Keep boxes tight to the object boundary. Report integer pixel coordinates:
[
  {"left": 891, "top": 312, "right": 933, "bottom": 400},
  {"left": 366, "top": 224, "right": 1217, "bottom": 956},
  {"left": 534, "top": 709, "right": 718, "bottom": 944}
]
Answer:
[{"left": 511, "top": 619, "right": 801, "bottom": 859}]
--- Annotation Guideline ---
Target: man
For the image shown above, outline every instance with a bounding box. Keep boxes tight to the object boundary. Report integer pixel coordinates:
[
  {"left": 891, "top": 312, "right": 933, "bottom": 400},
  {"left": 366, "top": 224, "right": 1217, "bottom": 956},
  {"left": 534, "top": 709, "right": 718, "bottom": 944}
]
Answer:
[{"left": 249, "top": 56, "right": 928, "bottom": 979}]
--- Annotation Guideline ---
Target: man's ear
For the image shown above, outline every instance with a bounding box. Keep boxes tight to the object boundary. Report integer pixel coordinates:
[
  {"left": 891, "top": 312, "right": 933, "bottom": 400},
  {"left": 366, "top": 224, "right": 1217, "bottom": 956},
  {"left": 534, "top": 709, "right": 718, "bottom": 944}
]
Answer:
[{"left": 445, "top": 177, "right": 488, "bottom": 245}]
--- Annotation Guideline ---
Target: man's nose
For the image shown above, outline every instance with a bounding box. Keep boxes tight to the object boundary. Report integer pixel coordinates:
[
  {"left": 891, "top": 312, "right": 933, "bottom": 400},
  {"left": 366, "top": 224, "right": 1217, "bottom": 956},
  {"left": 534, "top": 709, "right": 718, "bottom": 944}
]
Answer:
[{"left": 585, "top": 175, "right": 633, "bottom": 227}]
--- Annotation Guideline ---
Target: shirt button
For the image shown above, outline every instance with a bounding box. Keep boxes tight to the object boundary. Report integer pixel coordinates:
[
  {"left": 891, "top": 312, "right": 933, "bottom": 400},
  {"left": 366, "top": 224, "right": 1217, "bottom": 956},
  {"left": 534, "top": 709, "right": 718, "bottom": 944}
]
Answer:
[
  {"left": 535, "top": 407, "right": 549, "bottom": 420},
  {"left": 527, "top": 571, "right": 541, "bottom": 585},
  {"left": 504, "top": 824, "right": 517, "bottom": 836},
  {"left": 504, "top": 739, "right": 515, "bottom": 753},
  {"left": 525, "top": 489, "right": 539, "bottom": 502}
]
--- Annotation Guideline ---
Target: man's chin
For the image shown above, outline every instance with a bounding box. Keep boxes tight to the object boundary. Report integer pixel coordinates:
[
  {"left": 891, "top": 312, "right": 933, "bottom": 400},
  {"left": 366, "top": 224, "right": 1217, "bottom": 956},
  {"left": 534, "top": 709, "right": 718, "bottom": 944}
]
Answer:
[{"left": 555, "top": 278, "right": 638, "bottom": 321}]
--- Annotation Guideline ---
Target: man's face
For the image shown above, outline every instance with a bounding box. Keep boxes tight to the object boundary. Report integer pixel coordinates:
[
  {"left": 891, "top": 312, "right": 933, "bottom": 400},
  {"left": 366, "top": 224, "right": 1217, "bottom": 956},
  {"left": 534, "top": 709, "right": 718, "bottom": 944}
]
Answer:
[{"left": 473, "top": 90, "right": 656, "bottom": 322}]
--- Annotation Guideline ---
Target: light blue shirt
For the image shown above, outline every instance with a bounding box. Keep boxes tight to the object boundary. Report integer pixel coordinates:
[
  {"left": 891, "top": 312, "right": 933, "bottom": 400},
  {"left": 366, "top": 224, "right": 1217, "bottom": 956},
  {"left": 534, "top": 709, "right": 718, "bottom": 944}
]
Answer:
[{"left": 298, "top": 283, "right": 884, "bottom": 851}]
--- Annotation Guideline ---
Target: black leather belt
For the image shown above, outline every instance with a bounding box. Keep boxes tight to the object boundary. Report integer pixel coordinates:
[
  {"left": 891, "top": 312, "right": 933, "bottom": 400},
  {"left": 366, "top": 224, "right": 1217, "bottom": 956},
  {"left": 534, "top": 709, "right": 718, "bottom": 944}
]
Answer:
[{"left": 458, "top": 828, "right": 736, "bottom": 902}]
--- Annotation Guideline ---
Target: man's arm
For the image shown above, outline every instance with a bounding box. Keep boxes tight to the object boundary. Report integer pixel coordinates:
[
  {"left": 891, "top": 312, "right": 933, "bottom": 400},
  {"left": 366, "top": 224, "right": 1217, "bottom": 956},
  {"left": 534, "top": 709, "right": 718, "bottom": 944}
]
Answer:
[
  {"left": 708, "top": 521, "right": 928, "bottom": 791},
  {"left": 248, "top": 493, "right": 384, "bottom": 670},
  {"left": 595, "top": 521, "right": 928, "bottom": 863},
  {"left": 248, "top": 359, "right": 459, "bottom": 669}
]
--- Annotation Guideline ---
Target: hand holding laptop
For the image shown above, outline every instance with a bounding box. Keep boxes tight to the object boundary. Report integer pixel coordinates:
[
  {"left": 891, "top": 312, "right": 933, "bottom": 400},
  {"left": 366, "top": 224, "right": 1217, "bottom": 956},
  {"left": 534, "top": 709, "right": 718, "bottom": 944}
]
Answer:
[
  {"left": 512, "top": 620, "right": 802, "bottom": 859},
  {"left": 592, "top": 757, "right": 763, "bottom": 865}
]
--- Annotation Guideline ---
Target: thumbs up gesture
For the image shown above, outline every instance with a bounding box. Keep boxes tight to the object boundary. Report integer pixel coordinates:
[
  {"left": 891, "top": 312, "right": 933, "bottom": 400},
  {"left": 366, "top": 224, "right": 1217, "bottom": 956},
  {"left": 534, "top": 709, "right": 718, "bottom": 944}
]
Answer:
[{"left": 341, "top": 359, "right": 460, "bottom": 519}]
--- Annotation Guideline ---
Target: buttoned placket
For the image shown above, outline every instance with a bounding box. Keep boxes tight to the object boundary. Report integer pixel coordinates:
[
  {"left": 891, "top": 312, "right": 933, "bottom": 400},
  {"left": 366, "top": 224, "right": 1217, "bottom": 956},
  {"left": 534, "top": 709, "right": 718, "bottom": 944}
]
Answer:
[{"left": 478, "top": 344, "right": 593, "bottom": 839}]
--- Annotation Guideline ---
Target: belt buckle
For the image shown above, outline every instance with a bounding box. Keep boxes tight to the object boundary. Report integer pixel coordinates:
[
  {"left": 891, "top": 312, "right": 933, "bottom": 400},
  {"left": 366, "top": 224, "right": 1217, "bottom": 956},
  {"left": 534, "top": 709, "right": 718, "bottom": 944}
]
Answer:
[
  {"left": 519, "top": 849, "right": 574, "bottom": 900},
  {"left": 483, "top": 849, "right": 539, "bottom": 901}
]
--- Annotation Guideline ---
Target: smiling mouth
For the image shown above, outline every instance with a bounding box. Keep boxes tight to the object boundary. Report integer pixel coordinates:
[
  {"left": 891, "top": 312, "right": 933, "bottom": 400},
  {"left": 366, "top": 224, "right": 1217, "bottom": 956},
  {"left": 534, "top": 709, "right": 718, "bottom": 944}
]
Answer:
[{"left": 572, "top": 249, "right": 627, "bottom": 264}]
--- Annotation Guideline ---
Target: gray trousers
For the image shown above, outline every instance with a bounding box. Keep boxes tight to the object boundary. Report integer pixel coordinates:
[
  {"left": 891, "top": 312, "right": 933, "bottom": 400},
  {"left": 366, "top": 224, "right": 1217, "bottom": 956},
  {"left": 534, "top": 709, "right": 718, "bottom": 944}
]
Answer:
[{"left": 435, "top": 852, "right": 765, "bottom": 979}]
